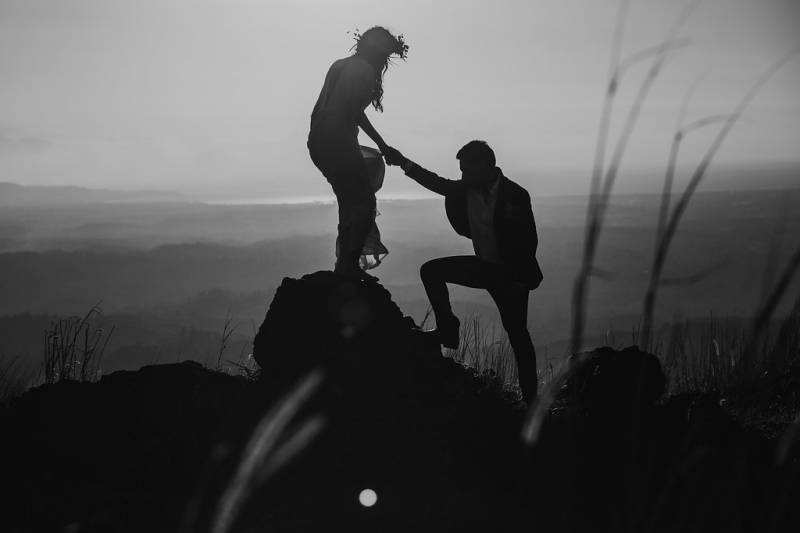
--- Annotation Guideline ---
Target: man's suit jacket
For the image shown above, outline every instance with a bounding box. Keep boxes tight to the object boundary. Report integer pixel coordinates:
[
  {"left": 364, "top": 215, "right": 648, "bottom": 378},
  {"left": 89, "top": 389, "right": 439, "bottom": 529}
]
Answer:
[{"left": 405, "top": 163, "right": 543, "bottom": 290}]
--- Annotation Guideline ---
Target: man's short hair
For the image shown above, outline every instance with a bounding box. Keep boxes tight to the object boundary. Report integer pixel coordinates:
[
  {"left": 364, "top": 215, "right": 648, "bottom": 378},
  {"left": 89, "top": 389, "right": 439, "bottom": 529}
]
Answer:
[{"left": 456, "top": 140, "right": 495, "bottom": 168}]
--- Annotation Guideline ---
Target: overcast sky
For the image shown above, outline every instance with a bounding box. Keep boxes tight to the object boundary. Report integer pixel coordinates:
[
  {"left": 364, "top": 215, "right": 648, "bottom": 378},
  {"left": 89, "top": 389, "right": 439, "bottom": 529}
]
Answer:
[{"left": 0, "top": 0, "right": 798, "bottom": 201}]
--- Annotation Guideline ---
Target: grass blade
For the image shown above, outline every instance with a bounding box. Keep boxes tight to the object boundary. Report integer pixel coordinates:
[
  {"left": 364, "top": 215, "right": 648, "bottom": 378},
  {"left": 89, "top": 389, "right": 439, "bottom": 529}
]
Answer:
[{"left": 210, "top": 370, "right": 324, "bottom": 533}]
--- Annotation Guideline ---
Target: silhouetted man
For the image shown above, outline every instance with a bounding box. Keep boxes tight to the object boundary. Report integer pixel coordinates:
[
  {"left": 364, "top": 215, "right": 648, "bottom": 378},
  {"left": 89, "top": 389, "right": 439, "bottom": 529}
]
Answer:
[{"left": 390, "top": 140, "right": 543, "bottom": 399}]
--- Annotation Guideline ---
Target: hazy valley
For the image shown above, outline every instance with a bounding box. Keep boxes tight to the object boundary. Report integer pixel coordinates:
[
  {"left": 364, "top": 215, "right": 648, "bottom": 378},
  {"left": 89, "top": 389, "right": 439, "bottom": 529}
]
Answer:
[{"left": 2, "top": 185, "right": 799, "bottom": 377}]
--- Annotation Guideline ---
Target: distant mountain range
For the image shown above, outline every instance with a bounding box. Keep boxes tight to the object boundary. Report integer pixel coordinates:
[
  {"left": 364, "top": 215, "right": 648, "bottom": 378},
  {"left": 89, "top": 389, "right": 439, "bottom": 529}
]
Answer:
[{"left": 0, "top": 182, "right": 184, "bottom": 206}]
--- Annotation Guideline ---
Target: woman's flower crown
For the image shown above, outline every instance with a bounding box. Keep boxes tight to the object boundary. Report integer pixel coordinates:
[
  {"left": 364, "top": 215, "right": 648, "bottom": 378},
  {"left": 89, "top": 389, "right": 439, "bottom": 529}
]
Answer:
[{"left": 349, "top": 27, "right": 409, "bottom": 60}]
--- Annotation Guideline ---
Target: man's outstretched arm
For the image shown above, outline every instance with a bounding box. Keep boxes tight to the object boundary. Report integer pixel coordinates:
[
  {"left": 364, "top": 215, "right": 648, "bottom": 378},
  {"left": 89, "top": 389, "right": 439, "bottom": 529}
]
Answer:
[{"left": 397, "top": 156, "right": 462, "bottom": 197}]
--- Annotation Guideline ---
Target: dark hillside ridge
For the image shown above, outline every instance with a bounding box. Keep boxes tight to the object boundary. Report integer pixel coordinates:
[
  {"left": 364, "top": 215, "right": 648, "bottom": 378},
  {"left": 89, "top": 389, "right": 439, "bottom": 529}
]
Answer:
[{"left": 1, "top": 272, "right": 797, "bottom": 532}]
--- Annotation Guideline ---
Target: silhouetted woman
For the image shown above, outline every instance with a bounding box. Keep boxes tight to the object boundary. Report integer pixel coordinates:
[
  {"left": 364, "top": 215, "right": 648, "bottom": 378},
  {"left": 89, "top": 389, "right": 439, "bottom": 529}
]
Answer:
[{"left": 308, "top": 26, "right": 407, "bottom": 281}]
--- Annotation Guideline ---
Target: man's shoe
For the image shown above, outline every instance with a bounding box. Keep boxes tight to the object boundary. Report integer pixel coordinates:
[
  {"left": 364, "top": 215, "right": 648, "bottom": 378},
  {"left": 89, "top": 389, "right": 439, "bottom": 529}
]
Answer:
[
  {"left": 419, "top": 319, "right": 460, "bottom": 350},
  {"left": 439, "top": 322, "right": 460, "bottom": 349},
  {"left": 419, "top": 329, "right": 443, "bottom": 348}
]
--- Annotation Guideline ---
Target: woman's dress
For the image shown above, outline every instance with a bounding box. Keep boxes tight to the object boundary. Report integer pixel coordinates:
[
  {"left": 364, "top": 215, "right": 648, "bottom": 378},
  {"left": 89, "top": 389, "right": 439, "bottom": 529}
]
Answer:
[{"left": 354, "top": 145, "right": 388, "bottom": 269}]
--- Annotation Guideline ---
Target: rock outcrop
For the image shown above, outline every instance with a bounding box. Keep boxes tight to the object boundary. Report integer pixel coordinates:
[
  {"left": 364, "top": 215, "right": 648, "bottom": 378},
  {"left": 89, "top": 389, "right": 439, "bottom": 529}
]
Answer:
[
  {"left": 253, "top": 271, "right": 416, "bottom": 390},
  {"left": 559, "top": 345, "right": 666, "bottom": 411},
  {"left": 1, "top": 271, "right": 796, "bottom": 533},
  {"left": 247, "top": 272, "right": 525, "bottom": 531},
  {"left": 1, "top": 273, "right": 525, "bottom": 532}
]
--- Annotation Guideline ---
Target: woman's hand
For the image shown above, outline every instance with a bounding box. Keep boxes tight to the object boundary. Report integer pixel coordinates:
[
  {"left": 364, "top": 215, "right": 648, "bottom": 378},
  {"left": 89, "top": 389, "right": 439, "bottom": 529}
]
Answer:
[{"left": 354, "top": 111, "right": 405, "bottom": 166}]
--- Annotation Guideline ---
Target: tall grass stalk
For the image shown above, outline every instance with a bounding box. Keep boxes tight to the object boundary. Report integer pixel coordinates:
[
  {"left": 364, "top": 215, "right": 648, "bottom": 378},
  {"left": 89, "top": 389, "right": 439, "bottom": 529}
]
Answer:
[
  {"left": 660, "top": 315, "right": 745, "bottom": 394},
  {"left": 443, "top": 302, "right": 799, "bottom": 401},
  {"left": 743, "top": 245, "right": 800, "bottom": 376},
  {"left": 640, "top": 46, "right": 800, "bottom": 349},
  {"left": 535, "top": 0, "right": 698, "bottom": 448},
  {"left": 422, "top": 310, "right": 556, "bottom": 392},
  {"left": 0, "top": 355, "right": 29, "bottom": 403},
  {"left": 656, "top": 298, "right": 800, "bottom": 394},
  {"left": 571, "top": 0, "right": 630, "bottom": 355},
  {"left": 42, "top": 306, "right": 114, "bottom": 384},
  {"left": 444, "top": 315, "right": 517, "bottom": 385},
  {"left": 210, "top": 370, "right": 325, "bottom": 533},
  {"left": 215, "top": 313, "right": 238, "bottom": 371},
  {"left": 520, "top": 356, "right": 590, "bottom": 446},
  {"left": 227, "top": 350, "right": 259, "bottom": 380},
  {"left": 654, "top": 73, "right": 705, "bottom": 242},
  {"left": 571, "top": 0, "right": 698, "bottom": 354}
]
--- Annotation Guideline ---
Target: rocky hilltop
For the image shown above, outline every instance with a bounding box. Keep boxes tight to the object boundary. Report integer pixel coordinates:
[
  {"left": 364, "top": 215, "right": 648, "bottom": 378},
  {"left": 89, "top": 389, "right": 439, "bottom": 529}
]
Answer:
[{"left": 1, "top": 271, "right": 797, "bottom": 532}]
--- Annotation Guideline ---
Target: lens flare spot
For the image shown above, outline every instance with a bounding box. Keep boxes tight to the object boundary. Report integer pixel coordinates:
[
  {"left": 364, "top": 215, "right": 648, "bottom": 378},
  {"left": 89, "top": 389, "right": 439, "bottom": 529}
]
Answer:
[{"left": 358, "top": 488, "right": 377, "bottom": 507}]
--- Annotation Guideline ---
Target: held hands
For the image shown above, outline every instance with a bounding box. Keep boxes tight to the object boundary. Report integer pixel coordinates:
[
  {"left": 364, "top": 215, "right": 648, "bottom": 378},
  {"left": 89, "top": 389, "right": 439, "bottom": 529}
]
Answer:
[{"left": 381, "top": 146, "right": 407, "bottom": 167}]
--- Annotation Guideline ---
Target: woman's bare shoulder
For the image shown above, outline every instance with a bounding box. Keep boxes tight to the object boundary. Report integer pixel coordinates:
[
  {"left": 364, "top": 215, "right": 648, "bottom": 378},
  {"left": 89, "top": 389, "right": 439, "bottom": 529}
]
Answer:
[{"left": 345, "top": 55, "right": 376, "bottom": 76}]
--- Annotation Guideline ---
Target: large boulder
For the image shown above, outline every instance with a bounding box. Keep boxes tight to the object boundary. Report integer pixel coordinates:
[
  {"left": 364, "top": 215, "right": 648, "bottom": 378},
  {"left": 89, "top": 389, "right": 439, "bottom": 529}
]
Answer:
[
  {"left": 558, "top": 345, "right": 666, "bottom": 411},
  {"left": 242, "top": 271, "right": 526, "bottom": 531},
  {"left": 253, "top": 271, "right": 416, "bottom": 389}
]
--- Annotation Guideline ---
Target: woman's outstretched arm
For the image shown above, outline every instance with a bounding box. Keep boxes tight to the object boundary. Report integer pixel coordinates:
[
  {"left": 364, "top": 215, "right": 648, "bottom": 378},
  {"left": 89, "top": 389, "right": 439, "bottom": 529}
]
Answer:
[
  {"left": 357, "top": 111, "right": 403, "bottom": 164},
  {"left": 357, "top": 111, "right": 389, "bottom": 151}
]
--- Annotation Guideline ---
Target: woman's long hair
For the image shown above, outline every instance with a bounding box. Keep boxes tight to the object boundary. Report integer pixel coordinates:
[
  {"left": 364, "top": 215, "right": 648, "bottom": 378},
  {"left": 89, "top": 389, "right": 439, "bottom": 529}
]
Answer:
[{"left": 352, "top": 26, "right": 408, "bottom": 112}]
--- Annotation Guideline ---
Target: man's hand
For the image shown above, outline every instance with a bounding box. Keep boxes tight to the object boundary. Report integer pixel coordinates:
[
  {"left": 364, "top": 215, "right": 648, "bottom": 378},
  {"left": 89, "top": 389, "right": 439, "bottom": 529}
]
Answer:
[{"left": 381, "top": 146, "right": 406, "bottom": 167}]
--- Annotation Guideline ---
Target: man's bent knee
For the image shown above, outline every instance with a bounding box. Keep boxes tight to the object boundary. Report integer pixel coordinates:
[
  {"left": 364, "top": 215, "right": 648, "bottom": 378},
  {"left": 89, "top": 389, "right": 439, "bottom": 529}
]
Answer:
[
  {"left": 420, "top": 261, "right": 432, "bottom": 283},
  {"left": 420, "top": 259, "right": 443, "bottom": 284}
]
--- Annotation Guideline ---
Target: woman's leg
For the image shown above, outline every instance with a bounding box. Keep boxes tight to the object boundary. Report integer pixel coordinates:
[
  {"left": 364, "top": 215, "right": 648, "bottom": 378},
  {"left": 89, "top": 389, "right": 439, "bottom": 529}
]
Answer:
[
  {"left": 341, "top": 201, "right": 375, "bottom": 273},
  {"left": 325, "top": 155, "right": 376, "bottom": 278},
  {"left": 331, "top": 188, "right": 349, "bottom": 273},
  {"left": 311, "top": 145, "right": 364, "bottom": 275}
]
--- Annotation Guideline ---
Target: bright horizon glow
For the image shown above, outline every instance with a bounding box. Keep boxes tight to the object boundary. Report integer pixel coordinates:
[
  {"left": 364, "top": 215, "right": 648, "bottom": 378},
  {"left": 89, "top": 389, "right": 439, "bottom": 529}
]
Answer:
[{"left": 1, "top": 0, "right": 798, "bottom": 200}]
